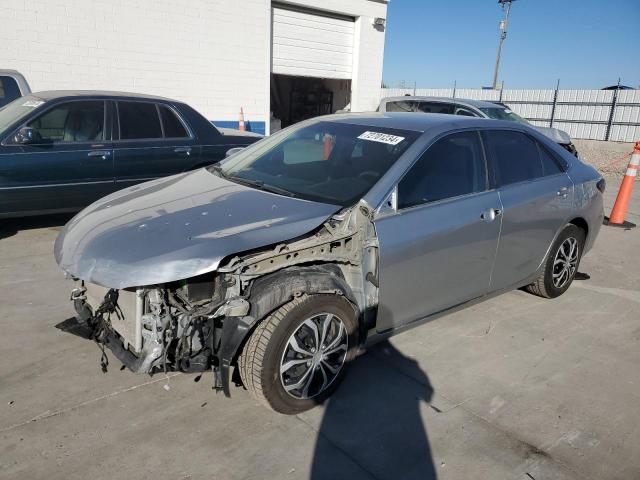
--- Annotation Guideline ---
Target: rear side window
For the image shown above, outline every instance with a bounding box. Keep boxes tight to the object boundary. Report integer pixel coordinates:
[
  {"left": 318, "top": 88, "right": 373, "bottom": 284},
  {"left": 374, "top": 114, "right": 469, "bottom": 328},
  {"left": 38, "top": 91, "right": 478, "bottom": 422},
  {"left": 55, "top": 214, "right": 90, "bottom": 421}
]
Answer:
[
  {"left": 415, "top": 102, "right": 455, "bottom": 114},
  {"left": 483, "top": 130, "right": 544, "bottom": 186},
  {"left": 398, "top": 131, "right": 486, "bottom": 209},
  {"left": 0, "top": 76, "right": 21, "bottom": 108},
  {"left": 159, "top": 105, "right": 189, "bottom": 138},
  {"left": 27, "top": 101, "right": 105, "bottom": 143},
  {"left": 118, "top": 101, "right": 162, "bottom": 140},
  {"left": 384, "top": 101, "right": 416, "bottom": 112},
  {"left": 454, "top": 107, "right": 478, "bottom": 117}
]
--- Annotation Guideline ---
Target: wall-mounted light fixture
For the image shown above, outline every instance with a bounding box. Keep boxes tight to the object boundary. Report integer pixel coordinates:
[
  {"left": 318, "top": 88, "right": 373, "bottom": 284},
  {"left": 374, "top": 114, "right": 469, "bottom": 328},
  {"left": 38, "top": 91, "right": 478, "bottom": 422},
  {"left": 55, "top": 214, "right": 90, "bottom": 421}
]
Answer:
[{"left": 372, "top": 17, "right": 386, "bottom": 30}]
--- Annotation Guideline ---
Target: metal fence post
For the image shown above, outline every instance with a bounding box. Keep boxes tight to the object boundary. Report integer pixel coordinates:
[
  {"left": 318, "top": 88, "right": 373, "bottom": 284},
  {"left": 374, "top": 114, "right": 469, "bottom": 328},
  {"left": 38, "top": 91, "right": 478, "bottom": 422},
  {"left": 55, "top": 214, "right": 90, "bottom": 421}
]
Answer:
[
  {"left": 550, "top": 79, "right": 559, "bottom": 128},
  {"left": 452, "top": 80, "right": 456, "bottom": 99},
  {"left": 499, "top": 82, "right": 504, "bottom": 103},
  {"left": 605, "top": 78, "right": 620, "bottom": 141}
]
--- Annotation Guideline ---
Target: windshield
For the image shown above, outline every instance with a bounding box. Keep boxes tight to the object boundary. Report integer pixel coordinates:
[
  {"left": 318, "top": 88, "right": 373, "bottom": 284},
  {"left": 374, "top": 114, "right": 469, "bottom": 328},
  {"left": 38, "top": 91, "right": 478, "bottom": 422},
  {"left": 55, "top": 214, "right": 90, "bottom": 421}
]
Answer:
[
  {"left": 0, "top": 95, "right": 46, "bottom": 135},
  {"left": 209, "top": 120, "right": 420, "bottom": 206},
  {"left": 480, "top": 107, "right": 530, "bottom": 124}
]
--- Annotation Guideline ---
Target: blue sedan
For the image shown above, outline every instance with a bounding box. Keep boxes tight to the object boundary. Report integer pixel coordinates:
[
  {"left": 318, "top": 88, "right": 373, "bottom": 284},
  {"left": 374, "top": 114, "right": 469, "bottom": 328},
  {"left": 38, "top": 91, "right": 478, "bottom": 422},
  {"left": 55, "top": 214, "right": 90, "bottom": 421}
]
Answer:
[{"left": 0, "top": 91, "right": 261, "bottom": 218}]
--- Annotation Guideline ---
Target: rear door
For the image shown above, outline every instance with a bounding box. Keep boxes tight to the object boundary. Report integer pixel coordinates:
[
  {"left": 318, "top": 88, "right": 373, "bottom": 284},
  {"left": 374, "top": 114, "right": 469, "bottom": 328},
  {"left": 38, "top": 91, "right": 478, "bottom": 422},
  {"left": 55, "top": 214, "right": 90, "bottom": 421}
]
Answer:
[
  {"left": 113, "top": 101, "right": 199, "bottom": 188},
  {"left": 0, "top": 99, "right": 113, "bottom": 216},
  {"left": 483, "top": 129, "right": 574, "bottom": 290},
  {"left": 375, "top": 131, "right": 502, "bottom": 332}
]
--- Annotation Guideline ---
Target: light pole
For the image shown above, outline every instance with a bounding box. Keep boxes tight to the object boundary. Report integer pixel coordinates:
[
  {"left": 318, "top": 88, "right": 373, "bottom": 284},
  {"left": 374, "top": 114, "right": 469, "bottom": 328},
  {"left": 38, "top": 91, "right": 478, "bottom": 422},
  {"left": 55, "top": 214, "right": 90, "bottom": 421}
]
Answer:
[{"left": 492, "top": 0, "right": 516, "bottom": 89}]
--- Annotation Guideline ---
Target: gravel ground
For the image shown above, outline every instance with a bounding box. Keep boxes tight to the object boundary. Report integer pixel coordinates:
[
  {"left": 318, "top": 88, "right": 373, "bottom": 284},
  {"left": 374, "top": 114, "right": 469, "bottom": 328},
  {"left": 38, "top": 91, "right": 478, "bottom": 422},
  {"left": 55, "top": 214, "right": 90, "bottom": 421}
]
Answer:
[{"left": 573, "top": 139, "right": 635, "bottom": 175}]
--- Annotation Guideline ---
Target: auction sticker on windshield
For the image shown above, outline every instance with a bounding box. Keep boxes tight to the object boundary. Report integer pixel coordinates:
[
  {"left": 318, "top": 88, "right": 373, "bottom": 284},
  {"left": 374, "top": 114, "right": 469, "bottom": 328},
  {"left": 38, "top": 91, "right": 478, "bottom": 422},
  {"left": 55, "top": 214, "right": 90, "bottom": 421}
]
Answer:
[{"left": 358, "top": 131, "right": 405, "bottom": 145}]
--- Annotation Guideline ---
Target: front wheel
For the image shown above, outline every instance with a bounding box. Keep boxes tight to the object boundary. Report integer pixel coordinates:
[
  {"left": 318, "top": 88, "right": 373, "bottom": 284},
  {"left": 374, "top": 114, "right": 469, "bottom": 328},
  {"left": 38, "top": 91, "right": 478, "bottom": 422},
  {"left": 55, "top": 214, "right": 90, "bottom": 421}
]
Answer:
[
  {"left": 526, "top": 224, "right": 585, "bottom": 298},
  {"left": 238, "top": 294, "right": 359, "bottom": 414}
]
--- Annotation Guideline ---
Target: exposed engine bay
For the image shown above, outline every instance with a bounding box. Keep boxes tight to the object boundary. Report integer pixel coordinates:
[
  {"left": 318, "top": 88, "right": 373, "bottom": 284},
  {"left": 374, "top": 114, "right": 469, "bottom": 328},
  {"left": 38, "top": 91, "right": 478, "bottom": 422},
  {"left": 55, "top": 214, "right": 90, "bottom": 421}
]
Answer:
[{"left": 69, "top": 202, "right": 380, "bottom": 395}]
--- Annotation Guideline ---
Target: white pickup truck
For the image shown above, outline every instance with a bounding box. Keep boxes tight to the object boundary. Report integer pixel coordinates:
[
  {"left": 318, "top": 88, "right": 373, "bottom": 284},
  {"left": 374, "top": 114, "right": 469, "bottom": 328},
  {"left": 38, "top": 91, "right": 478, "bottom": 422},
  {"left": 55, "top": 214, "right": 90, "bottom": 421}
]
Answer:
[{"left": 0, "top": 69, "right": 31, "bottom": 108}]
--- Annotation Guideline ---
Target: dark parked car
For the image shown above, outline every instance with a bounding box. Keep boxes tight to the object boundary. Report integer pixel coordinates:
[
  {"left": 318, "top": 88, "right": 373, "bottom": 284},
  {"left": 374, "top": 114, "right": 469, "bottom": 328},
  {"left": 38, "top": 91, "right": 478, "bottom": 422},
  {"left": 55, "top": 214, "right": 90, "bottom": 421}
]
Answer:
[{"left": 0, "top": 91, "right": 261, "bottom": 218}]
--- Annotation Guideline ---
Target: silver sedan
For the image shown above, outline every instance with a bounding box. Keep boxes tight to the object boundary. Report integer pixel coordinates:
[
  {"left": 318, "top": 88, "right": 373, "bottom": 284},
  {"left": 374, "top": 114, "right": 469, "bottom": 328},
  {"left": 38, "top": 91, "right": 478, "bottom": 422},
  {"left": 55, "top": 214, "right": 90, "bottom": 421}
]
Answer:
[{"left": 55, "top": 113, "right": 604, "bottom": 414}]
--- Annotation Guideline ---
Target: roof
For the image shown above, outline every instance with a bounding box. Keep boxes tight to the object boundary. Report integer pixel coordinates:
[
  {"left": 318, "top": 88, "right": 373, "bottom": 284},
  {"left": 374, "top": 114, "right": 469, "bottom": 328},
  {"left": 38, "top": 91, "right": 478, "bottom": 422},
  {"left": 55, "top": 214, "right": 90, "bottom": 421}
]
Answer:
[
  {"left": 28, "top": 90, "right": 178, "bottom": 102},
  {"left": 380, "top": 95, "right": 504, "bottom": 110},
  {"left": 316, "top": 111, "right": 511, "bottom": 132}
]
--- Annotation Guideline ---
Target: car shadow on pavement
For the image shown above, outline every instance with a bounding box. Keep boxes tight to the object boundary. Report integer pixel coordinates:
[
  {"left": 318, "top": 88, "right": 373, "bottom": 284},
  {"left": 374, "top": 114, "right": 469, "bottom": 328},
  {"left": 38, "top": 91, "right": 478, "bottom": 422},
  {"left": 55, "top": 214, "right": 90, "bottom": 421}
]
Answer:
[
  {"left": 55, "top": 317, "right": 93, "bottom": 339},
  {"left": 0, "top": 213, "right": 74, "bottom": 240},
  {"left": 310, "top": 341, "right": 437, "bottom": 480}
]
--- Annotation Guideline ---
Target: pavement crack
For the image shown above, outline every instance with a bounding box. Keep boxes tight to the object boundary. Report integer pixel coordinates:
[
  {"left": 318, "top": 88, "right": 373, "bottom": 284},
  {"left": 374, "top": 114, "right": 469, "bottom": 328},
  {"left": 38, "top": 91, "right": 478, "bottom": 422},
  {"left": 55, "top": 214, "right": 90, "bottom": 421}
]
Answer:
[{"left": 0, "top": 373, "right": 181, "bottom": 433}]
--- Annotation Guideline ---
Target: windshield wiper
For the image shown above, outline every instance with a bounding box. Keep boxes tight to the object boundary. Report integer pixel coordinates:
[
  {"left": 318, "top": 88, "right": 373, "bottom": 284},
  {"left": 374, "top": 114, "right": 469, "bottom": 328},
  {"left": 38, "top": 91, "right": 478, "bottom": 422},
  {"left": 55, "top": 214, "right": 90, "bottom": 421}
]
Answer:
[{"left": 228, "top": 175, "right": 297, "bottom": 198}]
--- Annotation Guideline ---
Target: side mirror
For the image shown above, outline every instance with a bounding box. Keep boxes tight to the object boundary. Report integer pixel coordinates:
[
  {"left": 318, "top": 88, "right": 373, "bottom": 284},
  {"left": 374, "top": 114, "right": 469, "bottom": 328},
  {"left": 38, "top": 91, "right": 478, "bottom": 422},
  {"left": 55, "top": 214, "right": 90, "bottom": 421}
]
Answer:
[
  {"left": 14, "top": 127, "right": 41, "bottom": 144},
  {"left": 225, "top": 147, "right": 245, "bottom": 158}
]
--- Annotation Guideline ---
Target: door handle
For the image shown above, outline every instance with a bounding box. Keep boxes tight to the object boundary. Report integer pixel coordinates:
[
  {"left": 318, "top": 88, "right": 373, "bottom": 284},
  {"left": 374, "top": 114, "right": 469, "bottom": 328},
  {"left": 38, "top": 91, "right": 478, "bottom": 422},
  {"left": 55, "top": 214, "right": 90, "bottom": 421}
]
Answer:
[
  {"left": 481, "top": 208, "right": 502, "bottom": 222},
  {"left": 557, "top": 186, "right": 569, "bottom": 198},
  {"left": 174, "top": 147, "right": 191, "bottom": 156},
  {"left": 87, "top": 150, "right": 111, "bottom": 158}
]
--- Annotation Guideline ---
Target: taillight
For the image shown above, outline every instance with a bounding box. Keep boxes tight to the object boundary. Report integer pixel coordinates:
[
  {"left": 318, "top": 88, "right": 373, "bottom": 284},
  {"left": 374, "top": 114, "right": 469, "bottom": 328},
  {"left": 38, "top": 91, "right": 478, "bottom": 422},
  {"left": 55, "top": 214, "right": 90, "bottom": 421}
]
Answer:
[{"left": 596, "top": 178, "right": 606, "bottom": 194}]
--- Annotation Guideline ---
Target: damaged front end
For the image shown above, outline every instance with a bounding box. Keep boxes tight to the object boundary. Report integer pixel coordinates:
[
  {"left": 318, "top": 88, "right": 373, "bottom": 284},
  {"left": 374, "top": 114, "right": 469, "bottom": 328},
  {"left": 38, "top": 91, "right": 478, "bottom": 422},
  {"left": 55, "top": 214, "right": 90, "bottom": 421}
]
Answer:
[{"left": 67, "top": 201, "right": 379, "bottom": 396}]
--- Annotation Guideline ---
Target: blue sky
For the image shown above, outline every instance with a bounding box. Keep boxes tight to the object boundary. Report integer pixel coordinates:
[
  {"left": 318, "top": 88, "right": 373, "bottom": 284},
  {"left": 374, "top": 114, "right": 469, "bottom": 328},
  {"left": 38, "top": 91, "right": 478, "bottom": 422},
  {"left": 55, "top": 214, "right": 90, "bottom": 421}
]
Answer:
[{"left": 382, "top": 0, "right": 640, "bottom": 89}]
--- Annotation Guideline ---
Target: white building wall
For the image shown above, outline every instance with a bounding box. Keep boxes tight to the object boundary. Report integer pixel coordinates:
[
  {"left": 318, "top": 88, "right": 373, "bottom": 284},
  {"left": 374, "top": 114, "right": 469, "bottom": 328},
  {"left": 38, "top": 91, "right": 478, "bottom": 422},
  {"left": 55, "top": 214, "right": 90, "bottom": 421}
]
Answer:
[
  {"left": 1, "top": 0, "right": 387, "bottom": 133},
  {"left": 1, "top": 0, "right": 270, "bottom": 132}
]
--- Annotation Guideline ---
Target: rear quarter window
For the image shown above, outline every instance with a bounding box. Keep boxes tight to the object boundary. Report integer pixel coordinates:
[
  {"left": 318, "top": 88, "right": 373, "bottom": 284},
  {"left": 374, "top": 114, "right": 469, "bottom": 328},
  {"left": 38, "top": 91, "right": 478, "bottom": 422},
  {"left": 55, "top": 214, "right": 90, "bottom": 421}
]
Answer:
[{"left": 159, "top": 105, "right": 189, "bottom": 138}]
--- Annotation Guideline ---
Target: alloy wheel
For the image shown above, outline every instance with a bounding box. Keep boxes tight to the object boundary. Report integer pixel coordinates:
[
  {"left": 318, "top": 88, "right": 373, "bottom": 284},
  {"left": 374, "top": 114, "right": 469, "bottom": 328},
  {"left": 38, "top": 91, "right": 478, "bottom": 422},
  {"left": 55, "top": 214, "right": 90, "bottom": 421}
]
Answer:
[
  {"left": 279, "top": 312, "right": 348, "bottom": 399},
  {"left": 552, "top": 236, "right": 579, "bottom": 288}
]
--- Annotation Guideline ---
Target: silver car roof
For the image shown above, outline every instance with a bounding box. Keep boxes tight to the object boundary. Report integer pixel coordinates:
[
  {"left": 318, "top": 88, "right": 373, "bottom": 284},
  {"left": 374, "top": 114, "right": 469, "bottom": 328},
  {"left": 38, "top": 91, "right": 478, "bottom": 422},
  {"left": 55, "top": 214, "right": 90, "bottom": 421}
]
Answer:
[
  {"left": 379, "top": 96, "right": 504, "bottom": 111},
  {"left": 319, "top": 111, "right": 512, "bottom": 132}
]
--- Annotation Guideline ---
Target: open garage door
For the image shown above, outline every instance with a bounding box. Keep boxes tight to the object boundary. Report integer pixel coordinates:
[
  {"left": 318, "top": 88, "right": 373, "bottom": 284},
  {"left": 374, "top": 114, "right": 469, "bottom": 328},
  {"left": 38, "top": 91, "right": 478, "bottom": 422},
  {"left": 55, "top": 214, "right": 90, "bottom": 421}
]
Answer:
[{"left": 272, "top": 5, "right": 354, "bottom": 80}]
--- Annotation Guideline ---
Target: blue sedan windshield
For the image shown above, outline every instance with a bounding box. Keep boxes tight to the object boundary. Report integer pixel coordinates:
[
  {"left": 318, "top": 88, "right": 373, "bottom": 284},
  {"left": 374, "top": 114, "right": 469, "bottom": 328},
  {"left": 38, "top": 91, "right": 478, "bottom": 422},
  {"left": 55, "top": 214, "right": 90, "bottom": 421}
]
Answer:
[
  {"left": 210, "top": 120, "right": 420, "bottom": 206},
  {"left": 0, "top": 95, "right": 46, "bottom": 135}
]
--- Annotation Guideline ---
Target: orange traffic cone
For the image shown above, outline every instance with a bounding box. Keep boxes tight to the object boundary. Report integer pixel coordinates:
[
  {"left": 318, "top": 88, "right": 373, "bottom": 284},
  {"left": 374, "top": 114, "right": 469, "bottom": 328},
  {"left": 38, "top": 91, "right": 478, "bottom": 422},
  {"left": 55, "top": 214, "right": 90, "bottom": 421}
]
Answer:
[
  {"left": 604, "top": 141, "right": 639, "bottom": 228},
  {"left": 239, "top": 107, "right": 246, "bottom": 132},
  {"left": 322, "top": 134, "right": 335, "bottom": 160}
]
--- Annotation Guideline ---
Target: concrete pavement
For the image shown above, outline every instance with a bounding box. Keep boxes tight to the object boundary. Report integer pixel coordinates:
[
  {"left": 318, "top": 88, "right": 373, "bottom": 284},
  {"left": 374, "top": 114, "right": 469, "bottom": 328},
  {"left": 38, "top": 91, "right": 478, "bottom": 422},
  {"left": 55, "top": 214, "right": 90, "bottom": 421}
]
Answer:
[{"left": 0, "top": 174, "right": 638, "bottom": 480}]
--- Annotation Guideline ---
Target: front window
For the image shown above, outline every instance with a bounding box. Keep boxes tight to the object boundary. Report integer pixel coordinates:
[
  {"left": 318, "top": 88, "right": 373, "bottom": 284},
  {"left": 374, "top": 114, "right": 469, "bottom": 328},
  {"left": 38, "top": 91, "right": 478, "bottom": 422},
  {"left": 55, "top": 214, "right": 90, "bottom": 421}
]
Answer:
[
  {"left": 398, "top": 131, "right": 487, "bottom": 209},
  {"left": 0, "top": 95, "right": 47, "bottom": 136},
  {"left": 27, "top": 101, "right": 105, "bottom": 143},
  {"left": 480, "top": 107, "right": 530, "bottom": 124},
  {"left": 211, "top": 120, "right": 420, "bottom": 206}
]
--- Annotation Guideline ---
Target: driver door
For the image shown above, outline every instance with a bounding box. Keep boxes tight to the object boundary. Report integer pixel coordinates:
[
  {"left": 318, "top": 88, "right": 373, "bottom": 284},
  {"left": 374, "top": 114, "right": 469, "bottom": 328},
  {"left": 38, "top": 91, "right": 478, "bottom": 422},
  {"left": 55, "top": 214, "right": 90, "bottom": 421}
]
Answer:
[
  {"left": 374, "top": 131, "right": 502, "bottom": 332},
  {"left": 0, "top": 100, "right": 114, "bottom": 216}
]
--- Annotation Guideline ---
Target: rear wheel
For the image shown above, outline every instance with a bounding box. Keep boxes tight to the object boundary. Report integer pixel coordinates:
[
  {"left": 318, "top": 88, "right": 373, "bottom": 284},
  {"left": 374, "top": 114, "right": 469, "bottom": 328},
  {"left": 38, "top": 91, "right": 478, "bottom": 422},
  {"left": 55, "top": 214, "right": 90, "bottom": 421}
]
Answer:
[
  {"left": 526, "top": 224, "right": 585, "bottom": 298},
  {"left": 238, "top": 294, "right": 358, "bottom": 414}
]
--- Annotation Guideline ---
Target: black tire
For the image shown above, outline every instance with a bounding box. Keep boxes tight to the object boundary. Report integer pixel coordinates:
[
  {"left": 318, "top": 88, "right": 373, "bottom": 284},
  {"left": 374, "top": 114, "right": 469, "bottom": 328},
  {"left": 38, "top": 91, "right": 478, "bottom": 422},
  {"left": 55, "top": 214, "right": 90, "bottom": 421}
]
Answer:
[
  {"left": 238, "top": 294, "right": 358, "bottom": 414},
  {"left": 526, "top": 224, "right": 586, "bottom": 298}
]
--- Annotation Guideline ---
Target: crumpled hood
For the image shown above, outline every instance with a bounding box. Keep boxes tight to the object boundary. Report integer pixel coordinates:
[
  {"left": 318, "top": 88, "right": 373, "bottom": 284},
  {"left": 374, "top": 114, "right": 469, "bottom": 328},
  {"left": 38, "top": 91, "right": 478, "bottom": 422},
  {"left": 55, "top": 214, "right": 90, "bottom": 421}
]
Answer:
[
  {"left": 533, "top": 126, "right": 572, "bottom": 145},
  {"left": 54, "top": 169, "right": 340, "bottom": 289}
]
